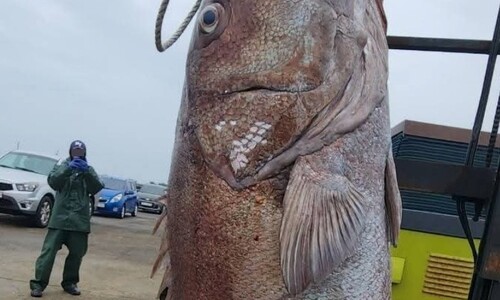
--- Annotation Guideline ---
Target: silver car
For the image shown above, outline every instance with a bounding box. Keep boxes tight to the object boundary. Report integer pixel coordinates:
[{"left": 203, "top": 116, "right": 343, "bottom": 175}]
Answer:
[{"left": 0, "top": 150, "right": 62, "bottom": 227}]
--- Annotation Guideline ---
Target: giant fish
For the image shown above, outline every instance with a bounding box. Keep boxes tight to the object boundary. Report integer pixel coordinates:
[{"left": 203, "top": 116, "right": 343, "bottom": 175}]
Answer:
[{"left": 153, "top": 0, "right": 402, "bottom": 299}]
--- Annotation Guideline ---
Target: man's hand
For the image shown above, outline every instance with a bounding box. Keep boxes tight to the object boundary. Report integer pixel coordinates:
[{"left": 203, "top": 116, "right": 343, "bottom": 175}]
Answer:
[{"left": 69, "top": 158, "right": 89, "bottom": 172}]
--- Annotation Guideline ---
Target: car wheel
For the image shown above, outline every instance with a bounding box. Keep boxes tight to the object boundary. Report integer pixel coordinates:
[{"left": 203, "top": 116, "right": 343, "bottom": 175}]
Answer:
[
  {"left": 34, "top": 196, "right": 53, "bottom": 228},
  {"left": 157, "top": 206, "right": 164, "bottom": 215},
  {"left": 89, "top": 197, "right": 95, "bottom": 217},
  {"left": 119, "top": 206, "right": 126, "bottom": 219},
  {"left": 131, "top": 204, "right": 138, "bottom": 217}
]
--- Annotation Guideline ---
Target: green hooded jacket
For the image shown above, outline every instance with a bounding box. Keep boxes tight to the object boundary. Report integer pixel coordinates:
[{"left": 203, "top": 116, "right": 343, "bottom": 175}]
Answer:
[{"left": 47, "top": 158, "right": 103, "bottom": 233}]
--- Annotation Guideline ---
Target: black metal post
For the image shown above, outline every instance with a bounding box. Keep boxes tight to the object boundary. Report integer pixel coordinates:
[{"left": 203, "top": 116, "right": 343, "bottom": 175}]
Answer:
[
  {"left": 469, "top": 146, "right": 500, "bottom": 299},
  {"left": 469, "top": 5, "right": 500, "bottom": 300},
  {"left": 465, "top": 7, "right": 500, "bottom": 167},
  {"left": 387, "top": 36, "right": 495, "bottom": 54},
  {"left": 383, "top": 4, "right": 500, "bottom": 300},
  {"left": 485, "top": 94, "right": 500, "bottom": 168}
]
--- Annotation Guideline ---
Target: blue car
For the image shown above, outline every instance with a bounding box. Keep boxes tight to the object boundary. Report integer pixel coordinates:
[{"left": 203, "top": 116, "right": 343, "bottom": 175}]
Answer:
[{"left": 94, "top": 176, "right": 138, "bottom": 219}]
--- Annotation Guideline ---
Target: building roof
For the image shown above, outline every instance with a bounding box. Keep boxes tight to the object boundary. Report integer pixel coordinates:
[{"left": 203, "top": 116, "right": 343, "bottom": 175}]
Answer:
[
  {"left": 391, "top": 120, "right": 498, "bottom": 221},
  {"left": 392, "top": 120, "right": 500, "bottom": 147}
]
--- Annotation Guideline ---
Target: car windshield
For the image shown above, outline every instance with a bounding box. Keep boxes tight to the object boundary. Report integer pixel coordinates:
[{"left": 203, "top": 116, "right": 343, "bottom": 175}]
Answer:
[
  {"left": 0, "top": 152, "right": 58, "bottom": 176},
  {"left": 101, "top": 177, "right": 127, "bottom": 191},
  {"left": 140, "top": 185, "right": 165, "bottom": 195}
]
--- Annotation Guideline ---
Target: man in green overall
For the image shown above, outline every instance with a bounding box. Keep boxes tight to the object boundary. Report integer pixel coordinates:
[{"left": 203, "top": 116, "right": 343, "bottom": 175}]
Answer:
[{"left": 30, "top": 140, "right": 103, "bottom": 297}]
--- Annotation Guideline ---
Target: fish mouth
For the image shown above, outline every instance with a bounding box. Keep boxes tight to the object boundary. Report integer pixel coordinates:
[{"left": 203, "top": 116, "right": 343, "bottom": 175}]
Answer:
[{"left": 220, "top": 84, "right": 319, "bottom": 96}]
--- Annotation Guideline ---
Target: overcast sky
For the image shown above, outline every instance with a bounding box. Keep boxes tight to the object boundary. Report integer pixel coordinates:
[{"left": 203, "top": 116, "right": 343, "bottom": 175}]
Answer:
[{"left": 1, "top": 0, "right": 499, "bottom": 184}]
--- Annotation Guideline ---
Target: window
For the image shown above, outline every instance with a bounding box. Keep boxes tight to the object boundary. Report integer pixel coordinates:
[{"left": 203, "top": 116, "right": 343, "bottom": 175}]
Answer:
[
  {"left": 139, "top": 184, "right": 166, "bottom": 196},
  {"left": 129, "top": 181, "right": 137, "bottom": 192},
  {"left": 0, "top": 152, "right": 58, "bottom": 176},
  {"left": 100, "top": 177, "right": 127, "bottom": 191}
]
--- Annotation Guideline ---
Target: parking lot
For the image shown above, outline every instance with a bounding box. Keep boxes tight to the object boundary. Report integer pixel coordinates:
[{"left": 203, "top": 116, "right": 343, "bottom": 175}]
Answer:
[{"left": 0, "top": 212, "right": 163, "bottom": 300}]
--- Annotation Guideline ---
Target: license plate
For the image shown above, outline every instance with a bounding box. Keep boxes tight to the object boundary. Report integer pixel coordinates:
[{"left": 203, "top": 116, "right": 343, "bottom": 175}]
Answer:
[
  {"left": 141, "top": 202, "right": 153, "bottom": 207},
  {"left": 97, "top": 203, "right": 105, "bottom": 208}
]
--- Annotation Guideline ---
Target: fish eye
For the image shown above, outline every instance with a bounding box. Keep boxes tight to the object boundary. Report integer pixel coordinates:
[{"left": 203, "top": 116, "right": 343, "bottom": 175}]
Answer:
[
  {"left": 199, "top": 4, "right": 222, "bottom": 34},
  {"left": 203, "top": 10, "right": 216, "bottom": 25}
]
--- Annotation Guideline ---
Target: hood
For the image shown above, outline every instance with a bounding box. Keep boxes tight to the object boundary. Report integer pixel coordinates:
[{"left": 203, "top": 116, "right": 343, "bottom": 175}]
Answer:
[
  {"left": 137, "top": 191, "right": 161, "bottom": 201},
  {"left": 0, "top": 166, "right": 48, "bottom": 184},
  {"left": 98, "top": 188, "right": 123, "bottom": 199},
  {"left": 69, "top": 140, "right": 87, "bottom": 160}
]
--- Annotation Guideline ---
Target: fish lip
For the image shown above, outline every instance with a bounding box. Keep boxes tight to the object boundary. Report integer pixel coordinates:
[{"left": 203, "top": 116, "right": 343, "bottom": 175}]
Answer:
[{"left": 220, "top": 85, "right": 317, "bottom": 96}]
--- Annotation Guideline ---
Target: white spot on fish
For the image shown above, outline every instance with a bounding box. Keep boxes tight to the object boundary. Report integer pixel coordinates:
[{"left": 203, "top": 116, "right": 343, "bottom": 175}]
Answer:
[
  {"left": 230, "top": 150, "right": 237, "bottom": 159},
  {"left": 232, "top": 140, "right": 242, "bottom": 146},
  {"left": 262, "top": 124, "right": 272, "bottom": 129},
  {"left": 246, "top": 134, "right": 254, "bottom": 140},
  {"left": 250, "top": 127, "right": 258, "bottom": 133},
  {"left": 261, "top": 139, "right": 268, "bottom": 145},
  {"left": 230, "top": 120, "right": 237, "bottom": 126},
  {"left": 241, "top": 139, "right": 249, "bottom": 144},
  {"left": 215, "top": 125, "right": 222, "bottom": 131},
  {"left": 253, "top": 136, "right": 263, "bottom": 143},
  {"left": 231, "top": 153, "right": 249, "bottom": 172},
  {"left": 220, "top": 121, "right": 226, "bottom": 126},
  {"left": 239, "top": 153, "right": 249, "bottom": 163},
  {"left": 231, "top": 160, "right": 240, "bottom": 172},
  {"left": 255, "top": 121, "right": 265, "bottom": 126},
  {"left": 257, "top": 129, "right": 266, "bottom": 135},
  {"left": 248, "top": 141, "right": 257, "bottom": 149}
]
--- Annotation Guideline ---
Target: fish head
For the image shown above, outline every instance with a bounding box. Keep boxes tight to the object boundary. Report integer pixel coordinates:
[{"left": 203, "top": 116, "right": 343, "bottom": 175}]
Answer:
[{"left": 185, "top": 0, "right": 374, "bottom": 188}]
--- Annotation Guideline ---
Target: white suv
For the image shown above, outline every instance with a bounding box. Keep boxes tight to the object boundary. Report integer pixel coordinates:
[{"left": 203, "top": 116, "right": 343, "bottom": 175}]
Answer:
[{"left": 0, "top": 150, "right": 62, "bottom": 227}]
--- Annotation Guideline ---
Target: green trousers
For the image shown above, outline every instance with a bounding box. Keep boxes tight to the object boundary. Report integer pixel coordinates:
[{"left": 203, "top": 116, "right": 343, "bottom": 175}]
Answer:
[{"left": 30, "top": 229, "right": 88, "bottom": 291}]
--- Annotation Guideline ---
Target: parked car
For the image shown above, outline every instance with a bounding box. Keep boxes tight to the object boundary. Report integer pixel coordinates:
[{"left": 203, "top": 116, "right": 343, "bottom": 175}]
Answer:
[
  {"left": 0, "top": 150, "right": 62, "bottom": 227},
  {"left": 94, "top": 176, "right": 138, "bottom": 218},
  {"left": 137, "top": 183, "right": 166, "bottom": 214}
]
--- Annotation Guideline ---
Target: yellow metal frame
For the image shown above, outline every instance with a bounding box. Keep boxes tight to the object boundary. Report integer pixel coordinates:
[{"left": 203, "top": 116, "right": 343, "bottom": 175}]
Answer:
[{"left": 391, "top": 230, "right": 480, "bottom": 300}]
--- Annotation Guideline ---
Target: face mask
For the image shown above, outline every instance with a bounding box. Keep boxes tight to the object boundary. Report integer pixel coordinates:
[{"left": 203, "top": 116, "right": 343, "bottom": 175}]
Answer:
[{"left": 71, "top": 148, "right": 85, "bottom": 157}]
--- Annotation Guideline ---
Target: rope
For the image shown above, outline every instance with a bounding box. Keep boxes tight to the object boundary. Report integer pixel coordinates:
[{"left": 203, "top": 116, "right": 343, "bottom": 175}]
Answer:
[{"left": 155, "top": 0, "right": 202, "bottom": 52}]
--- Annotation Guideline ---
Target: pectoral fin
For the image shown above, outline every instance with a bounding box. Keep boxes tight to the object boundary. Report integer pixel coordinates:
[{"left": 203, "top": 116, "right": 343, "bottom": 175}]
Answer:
[
  {"left": 157, "top": 263, "right": 172, "bottom": 300},
  {"left": 384, "top": 149, "right": 402, "bottom": 246},
  {"left": 280, "top": 156, "right": 368, "bottom": 295},
  {"left": 151, "top": 194, "right": 171, "bottom": 300}
]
